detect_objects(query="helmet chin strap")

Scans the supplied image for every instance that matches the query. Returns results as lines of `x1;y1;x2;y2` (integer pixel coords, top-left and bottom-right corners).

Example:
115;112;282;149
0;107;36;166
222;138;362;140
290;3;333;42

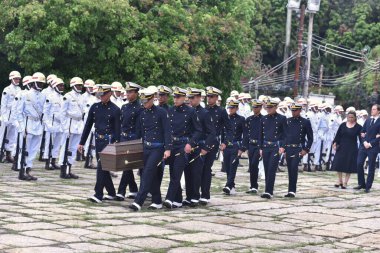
11;79;19;86
34;82;43;91
55;87;63;94
73;86;82;93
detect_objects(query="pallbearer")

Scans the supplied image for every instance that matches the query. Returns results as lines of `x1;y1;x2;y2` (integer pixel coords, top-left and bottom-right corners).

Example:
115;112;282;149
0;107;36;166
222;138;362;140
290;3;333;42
284;103;313;197
222;99;245;195
259;98;287;199
244;100;263;194
183;88;216;207
163;87;202;209
116;82;144;201
79;84;121;203
157;85;172;112
129;86;172;211
201;86;232;204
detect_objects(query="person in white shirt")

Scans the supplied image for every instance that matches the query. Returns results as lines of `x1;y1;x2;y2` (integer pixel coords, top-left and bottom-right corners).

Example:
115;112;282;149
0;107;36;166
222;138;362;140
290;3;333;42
110;82;124;108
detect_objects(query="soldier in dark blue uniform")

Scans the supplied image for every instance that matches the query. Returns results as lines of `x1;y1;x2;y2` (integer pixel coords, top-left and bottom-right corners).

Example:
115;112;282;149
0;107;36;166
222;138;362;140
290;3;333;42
222;99;245;195
244;100;263;194
115;82;144;201
284;103;313;197
163;87;202;209
156;85;172;190
78;84;121;203
259;99;287;199
157;85;172;112
183;87;216;207
129;86;172;211
199;86;233;205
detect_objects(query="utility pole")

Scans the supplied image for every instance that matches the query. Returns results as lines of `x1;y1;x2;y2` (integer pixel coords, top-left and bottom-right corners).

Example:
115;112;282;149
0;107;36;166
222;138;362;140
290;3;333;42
318;64;323;95
303;12;314;98
283;7;293;85
293;4;305;98
354;61;364;108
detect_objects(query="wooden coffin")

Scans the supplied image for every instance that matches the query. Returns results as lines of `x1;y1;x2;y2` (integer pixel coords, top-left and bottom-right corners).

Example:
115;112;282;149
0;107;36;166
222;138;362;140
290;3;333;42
99;139;144;171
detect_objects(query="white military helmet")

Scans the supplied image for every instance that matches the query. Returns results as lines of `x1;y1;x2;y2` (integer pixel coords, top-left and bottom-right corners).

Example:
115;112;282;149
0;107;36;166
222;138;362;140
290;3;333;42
230;90;239;97
9;71;21;80
346;106;356;114
31;72;46;91
70;77;83;93
297;97;307;105
22;75;32;89
111;81;124;92
52;78;64;93
361;109;368;116
84;79;95;88
47;74;57;85
218;95;222;101
201;90;206;97
278;101;287;109
70;77;83;87
334;105;344;112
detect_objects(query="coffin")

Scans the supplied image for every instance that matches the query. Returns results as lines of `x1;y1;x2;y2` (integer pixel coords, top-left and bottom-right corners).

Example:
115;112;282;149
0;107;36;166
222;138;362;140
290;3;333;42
99;139;144;171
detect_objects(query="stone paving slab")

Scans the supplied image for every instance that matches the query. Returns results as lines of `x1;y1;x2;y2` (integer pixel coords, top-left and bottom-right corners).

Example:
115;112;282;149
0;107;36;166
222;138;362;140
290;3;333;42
1;159;380;252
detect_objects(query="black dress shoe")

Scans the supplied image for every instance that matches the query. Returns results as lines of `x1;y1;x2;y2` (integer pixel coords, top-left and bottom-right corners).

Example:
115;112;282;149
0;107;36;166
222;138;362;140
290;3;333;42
365;189;370;193
340;184;347;189
334;183;342;188
284;192;296;198
182;200;191;207
260;193;272;199
353;185;365;190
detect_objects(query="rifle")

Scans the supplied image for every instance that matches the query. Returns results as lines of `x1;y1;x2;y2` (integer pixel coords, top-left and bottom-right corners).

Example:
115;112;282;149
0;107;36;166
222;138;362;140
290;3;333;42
0;111;11;162
61;119;72;178
318;140;324;170
19;118;29;180
44;115;54;170
12;133;20;171
0;126;8;163
325;143;334;171
84;132;94;168
39;130;46;161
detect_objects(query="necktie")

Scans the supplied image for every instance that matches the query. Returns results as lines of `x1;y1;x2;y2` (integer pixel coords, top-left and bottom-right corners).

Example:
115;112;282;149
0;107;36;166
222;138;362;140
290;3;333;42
370;118;375;126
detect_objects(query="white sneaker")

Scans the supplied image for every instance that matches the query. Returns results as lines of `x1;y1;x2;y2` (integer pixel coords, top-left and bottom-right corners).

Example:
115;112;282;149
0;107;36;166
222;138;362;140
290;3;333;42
173;202;183;208
230;187;237;195
127;192;137;199
149;203;163;210
88;196;102;203
103;195;115;200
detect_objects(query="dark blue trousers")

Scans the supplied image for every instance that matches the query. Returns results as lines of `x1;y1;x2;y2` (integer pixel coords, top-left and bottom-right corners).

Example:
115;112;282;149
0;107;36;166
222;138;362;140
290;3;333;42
285;147;302;193
262;147;280;195
117;135;138;196
134;147;164;206
357;148;377;190
224;144;239;188
201;142;218;199
166;145;188;203
94;139;116;200
248;145;260;189
184;148;204;202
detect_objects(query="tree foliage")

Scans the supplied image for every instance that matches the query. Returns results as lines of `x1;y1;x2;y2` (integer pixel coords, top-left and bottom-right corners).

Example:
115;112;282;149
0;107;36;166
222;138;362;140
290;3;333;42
0;0;256;98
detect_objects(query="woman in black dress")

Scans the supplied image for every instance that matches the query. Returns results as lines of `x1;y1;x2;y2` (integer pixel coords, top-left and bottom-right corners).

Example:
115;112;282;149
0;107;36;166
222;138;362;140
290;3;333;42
332;111;362;188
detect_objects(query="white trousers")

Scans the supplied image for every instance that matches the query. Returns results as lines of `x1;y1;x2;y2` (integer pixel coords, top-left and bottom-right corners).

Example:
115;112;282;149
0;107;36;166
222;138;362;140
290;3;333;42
59;133;81;166
0;122;18;155
25;134;42;168
43;132;64;159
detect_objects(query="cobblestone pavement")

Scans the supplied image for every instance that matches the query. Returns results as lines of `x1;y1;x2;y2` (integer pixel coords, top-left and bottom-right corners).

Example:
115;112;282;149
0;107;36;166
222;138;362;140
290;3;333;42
0;158;379;253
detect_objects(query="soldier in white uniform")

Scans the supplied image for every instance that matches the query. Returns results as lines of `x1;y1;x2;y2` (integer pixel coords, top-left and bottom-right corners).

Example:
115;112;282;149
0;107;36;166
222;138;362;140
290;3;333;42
58;77;84;179
82;79;98;169
0;71;22;163
41;74;58;163
303;101;320;171
17;72;46;180
43;78;65;170
313;103;329;171
10;75;32;171
41;74;57;96
110;82;124;108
